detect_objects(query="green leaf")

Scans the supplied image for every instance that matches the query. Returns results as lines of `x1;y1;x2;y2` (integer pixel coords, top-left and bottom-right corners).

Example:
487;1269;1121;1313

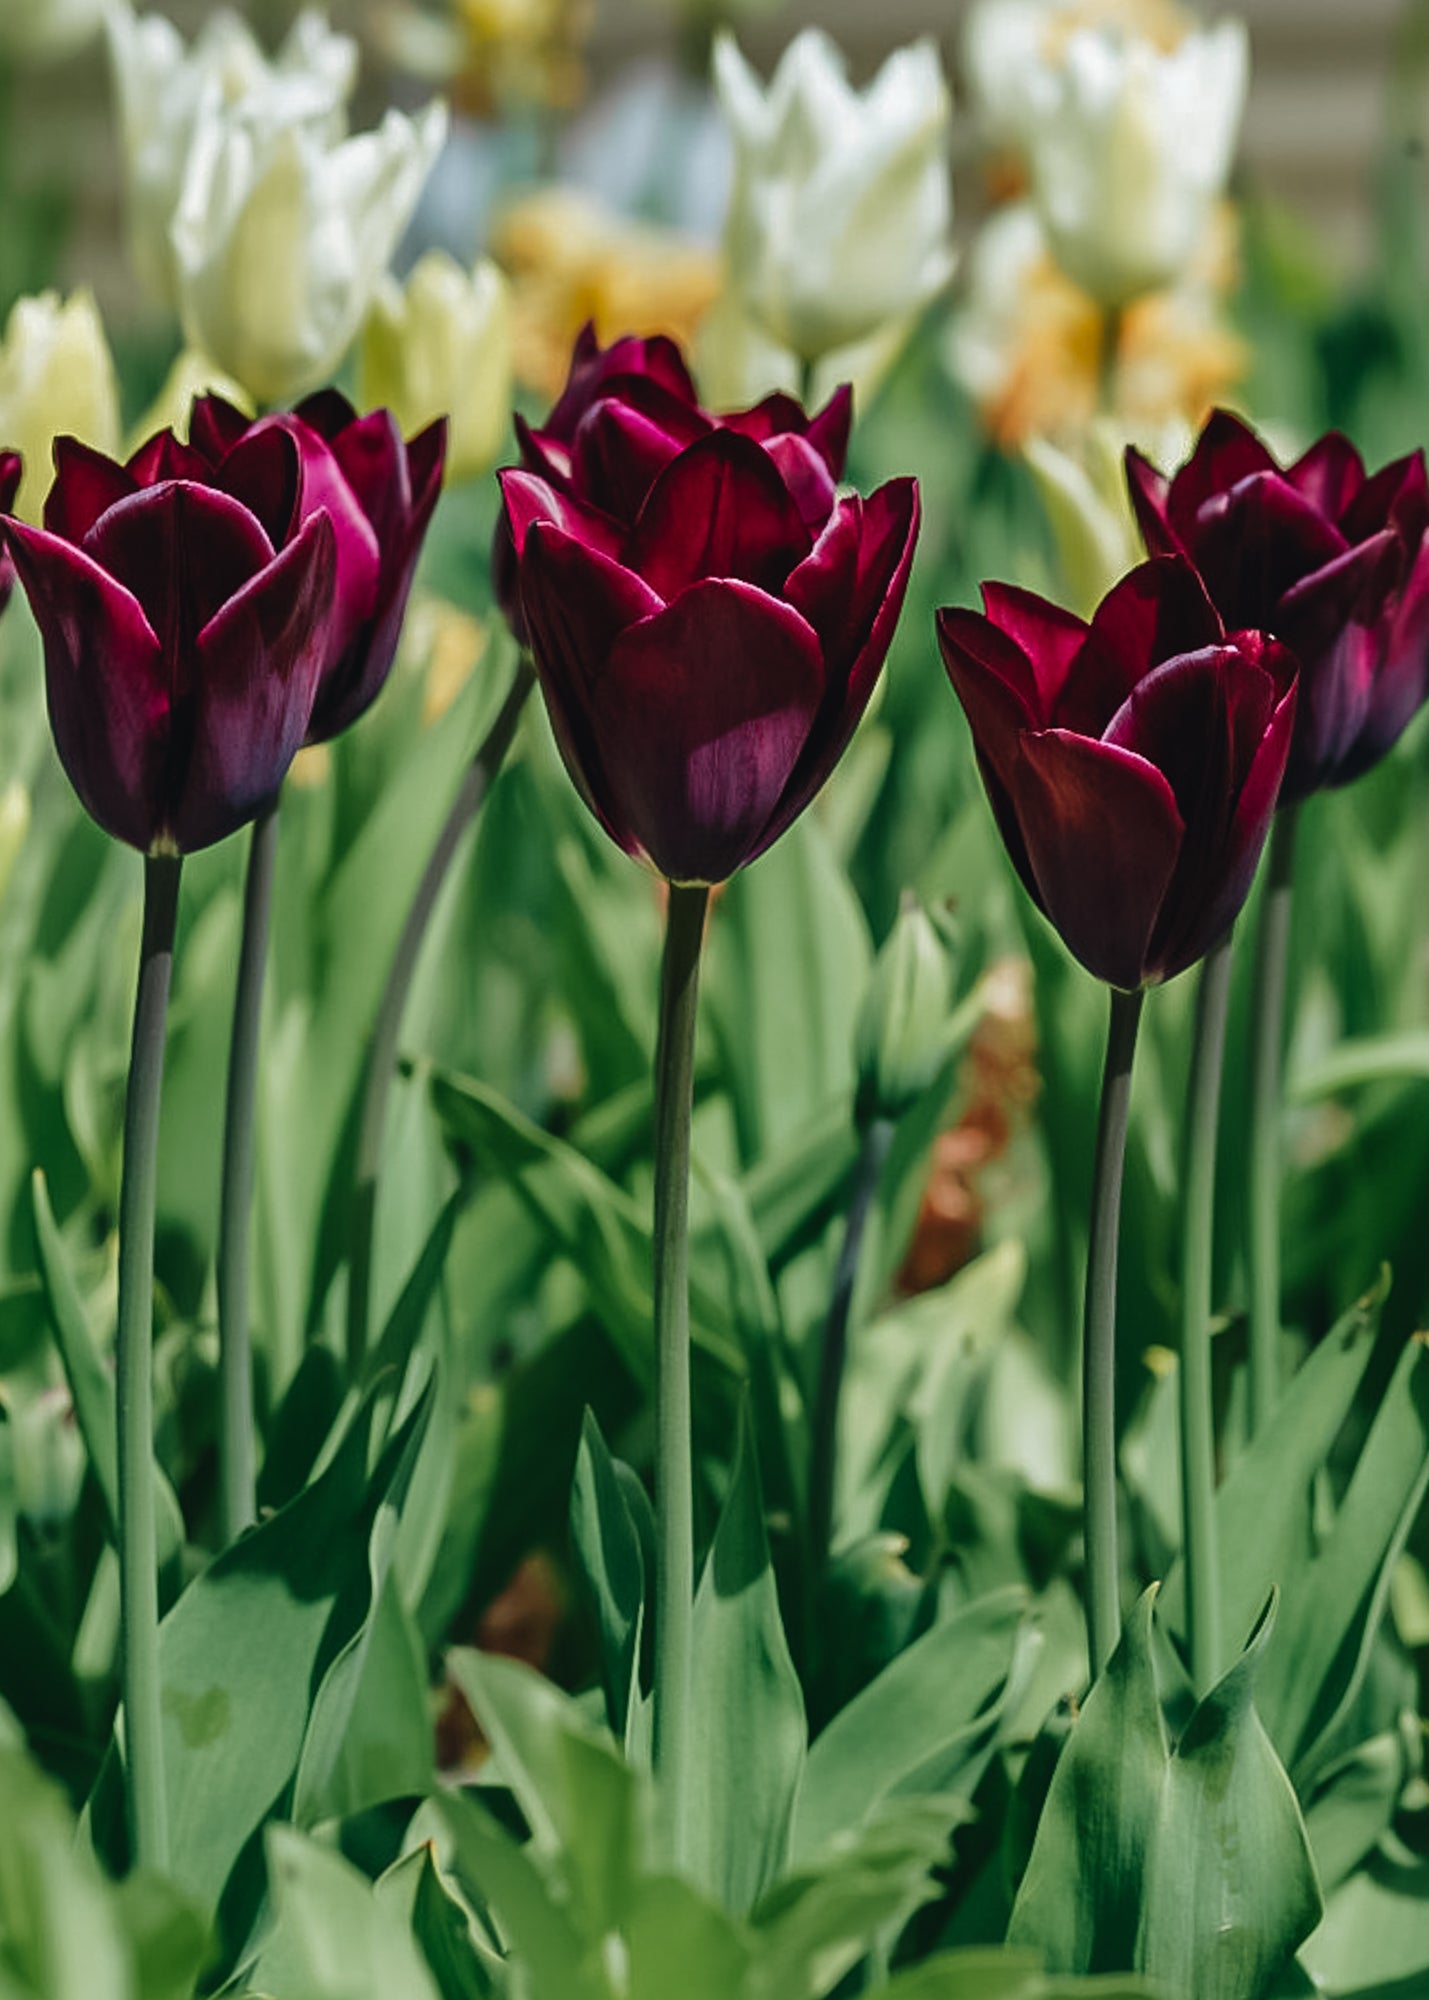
1302;1725;1416;1897
880;1949;1164;1998
793;1586;1029;1862
749;1799;962;2000
569;1411;647;1749
625;1874;751;2000
293;1573;435;1825
373;1845;499;2000
445;1648;641;1941
1010;1590;1322;1996
246;1824;442;2000
1289;1028;1429;1100
85;1381;433;1944
687;1406;807;1917
30;1169;184;1574
1299;1838;1429;1998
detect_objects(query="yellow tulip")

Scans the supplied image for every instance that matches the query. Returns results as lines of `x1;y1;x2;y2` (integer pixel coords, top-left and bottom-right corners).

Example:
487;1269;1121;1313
359;252;513;483
0;291;121;524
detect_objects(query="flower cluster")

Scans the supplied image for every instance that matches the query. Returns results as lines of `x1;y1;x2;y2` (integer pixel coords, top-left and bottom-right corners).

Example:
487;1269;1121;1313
498;327;918;884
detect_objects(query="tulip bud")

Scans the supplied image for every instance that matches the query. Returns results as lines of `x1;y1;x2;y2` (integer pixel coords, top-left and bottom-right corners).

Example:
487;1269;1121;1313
713;28;955;363
358;252;513;484
0;290;121;524
171;98;448;408
855;895;955;1128
1026;18;1249;307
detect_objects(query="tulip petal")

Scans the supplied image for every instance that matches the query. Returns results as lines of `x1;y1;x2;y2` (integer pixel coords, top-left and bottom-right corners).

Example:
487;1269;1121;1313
178;511;336;851
570;385;712;524
629;430;811;601
519;524;666;852
6;520;166;851
1289;431;1364;520
1166;409;1279;542
1124;448;1182;561
596;578;827;883
188;394;255;465
937;602;1044;785
981;580;1089;718
126;432;213;489
723;383;853;481
1343;450;1429;546
215;427;303;549
1187;471;1347;631
763;433;837;532
499;468;624;566
1084;557;1223;689
86;482;277;675
1331;537;1429;786
545;326;697;442
1013;729;1184;990
44;440;136;543
1275;528;1403;795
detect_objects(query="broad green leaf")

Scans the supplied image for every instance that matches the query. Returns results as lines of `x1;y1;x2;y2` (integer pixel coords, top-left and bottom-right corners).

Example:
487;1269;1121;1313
30;1170;184;1574
742;1102;857;1275
569;1412;646;1748
246;1824;441;2000
373;1845;498;2000
625;1874;750;2000
1299;1838;1429;1997
446;1648;641;1940
431;1787;607;2000
1139;1598;1323;1998
85;1382;432;1940
1302;1725;1416;1897
1010;1590;1322;1996
293;1573;434;1825
881;1950;1163;1998
794;1586;1029;1861
1289;1028;1429;1100
688;1407;807;1917
749;1799;962;2000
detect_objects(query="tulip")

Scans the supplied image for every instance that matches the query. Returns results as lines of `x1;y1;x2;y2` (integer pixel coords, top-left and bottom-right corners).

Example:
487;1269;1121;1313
5;425;336;854
937;555;1296;991
105;3;358;310
712;28;955;363
1024;16;1249;307
189;392;446;743
0;453;21;612
170;94;448;407
500;355;914;886
358;251;513;484
0;290;121;524
1126;410;1429;800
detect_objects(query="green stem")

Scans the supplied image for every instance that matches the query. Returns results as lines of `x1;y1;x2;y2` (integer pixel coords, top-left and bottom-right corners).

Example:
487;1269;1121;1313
1097;304;1125;414
345;659;534;1378
651;881;709;1867
1083;984;1143;1682
1248;806;1298;1435
117;852;181;1873
216;800;278;1543
798;356;818;409
1180;932;1232;1695
808;1114;894;1569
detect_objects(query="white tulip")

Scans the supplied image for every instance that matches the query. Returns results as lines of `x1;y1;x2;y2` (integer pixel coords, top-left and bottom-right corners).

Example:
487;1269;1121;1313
171;99;448;408
105;2;358;308
358;252;514;482
713;27;954;363
0;290;121;523
0;0;106;64
1026;16;1249;306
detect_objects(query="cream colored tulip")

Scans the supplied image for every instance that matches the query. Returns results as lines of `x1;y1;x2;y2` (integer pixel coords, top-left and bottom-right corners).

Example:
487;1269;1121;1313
1023;422;1195;615
713;28;954;363
170;99;448;408
358;252;513;482
1027;16;1249;306
105;3;358;308
0;0;105;64
961;0;1193;150
0;290;121;523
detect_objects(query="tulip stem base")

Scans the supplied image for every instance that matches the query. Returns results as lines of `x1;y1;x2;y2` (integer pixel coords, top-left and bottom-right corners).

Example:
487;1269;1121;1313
346;659;535;1378
651;880;709;1869
1083;983;1143;1683
1248;806;1297;1435
217;799;278;1544
118;852;181;1874
808;1114;894;1570
1181;931;1232;1695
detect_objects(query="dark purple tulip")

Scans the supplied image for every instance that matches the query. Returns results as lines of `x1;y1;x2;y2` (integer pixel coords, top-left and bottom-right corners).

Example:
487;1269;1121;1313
190;391;447;743
492;321;852;643
0;451;20;611
1126;411;1429;800
500;356;915;886
6;426;335;854
937;557;1298;991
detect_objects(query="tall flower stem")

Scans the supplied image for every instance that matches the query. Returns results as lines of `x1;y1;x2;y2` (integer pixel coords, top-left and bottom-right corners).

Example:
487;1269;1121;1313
216;799;278;1544
808;1114;894;1570
1096;304;1125;414
1180;932;1232;1695
345;659;535;1378
1083;984;1143;1682
1247;805;1298;1435
651;881;709;1867
118;852;182;1873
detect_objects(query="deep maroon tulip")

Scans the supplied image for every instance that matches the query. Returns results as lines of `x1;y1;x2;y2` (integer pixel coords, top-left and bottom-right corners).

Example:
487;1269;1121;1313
0;451;19;611
1126;411;1429;800
937;557;1298;991
6;426;335;854
492;321;853;643
499;359;915;886
190;391;447;743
